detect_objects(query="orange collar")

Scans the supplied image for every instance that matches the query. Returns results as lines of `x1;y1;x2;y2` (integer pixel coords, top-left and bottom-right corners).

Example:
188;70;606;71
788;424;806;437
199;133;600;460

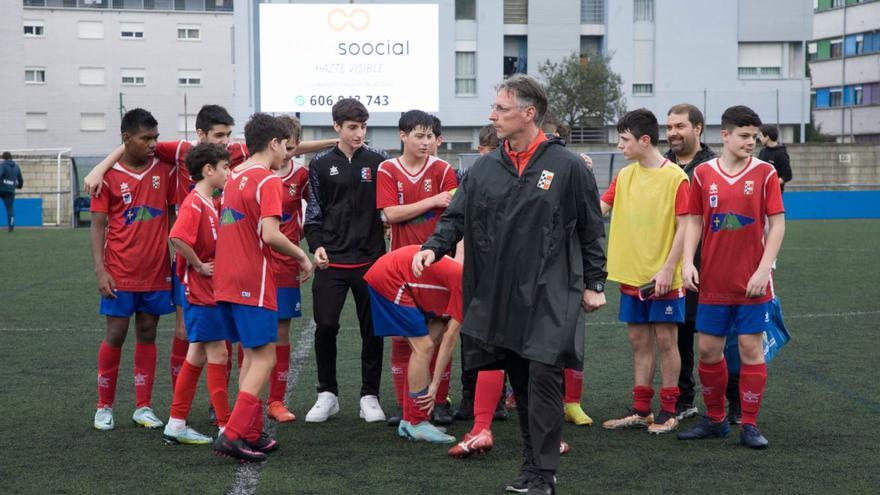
504;130;547;176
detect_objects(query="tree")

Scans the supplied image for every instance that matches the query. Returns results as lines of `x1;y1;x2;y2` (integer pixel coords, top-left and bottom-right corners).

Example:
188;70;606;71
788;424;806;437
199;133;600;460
538;51;626;132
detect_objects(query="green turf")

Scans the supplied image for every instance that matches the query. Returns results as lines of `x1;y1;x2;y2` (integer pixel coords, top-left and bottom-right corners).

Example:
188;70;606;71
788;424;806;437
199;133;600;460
1;220;879;494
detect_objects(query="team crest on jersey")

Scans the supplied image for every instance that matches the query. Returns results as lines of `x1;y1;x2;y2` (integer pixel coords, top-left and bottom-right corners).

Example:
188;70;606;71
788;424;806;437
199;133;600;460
239;176;249;190
361;167;372;182
709;194;718;208
537;170;555;190
152;176;160;189
424;179;432;192
330;166;339;176
289;184;297;197
744;180;754;195
709;183;718;194
122;192;132;205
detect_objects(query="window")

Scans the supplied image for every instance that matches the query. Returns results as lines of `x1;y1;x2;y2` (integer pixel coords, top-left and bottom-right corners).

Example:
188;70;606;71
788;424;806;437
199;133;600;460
855;34;864;54
25;67;46;84
79;67;105;86
78;21;104;39
177;69;202;86
832;0;843;7
634;0;654;22
455;52;477;96
26;112;48;131
80;113;106;132
632;83;653;95
177;24;201;40
830;88;842;107
581;0;604;24
504;0;528;24
24;21;44;37
807;42;818;61
178;114;197;133
121;68;146;86
853;86;863;105
120;22;144;39
738;42;783;78
455;0;476;20
830;39;843;58
739;67;781;78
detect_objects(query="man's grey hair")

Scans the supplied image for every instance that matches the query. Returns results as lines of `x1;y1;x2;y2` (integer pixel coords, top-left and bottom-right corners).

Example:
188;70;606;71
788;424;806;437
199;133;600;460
495;74;548;124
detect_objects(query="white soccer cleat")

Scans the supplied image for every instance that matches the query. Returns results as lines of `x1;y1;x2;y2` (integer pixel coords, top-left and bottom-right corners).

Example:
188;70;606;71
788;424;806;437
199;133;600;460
359;395;386;423
94;407;114;431
305;392;340;423
132;407;164;429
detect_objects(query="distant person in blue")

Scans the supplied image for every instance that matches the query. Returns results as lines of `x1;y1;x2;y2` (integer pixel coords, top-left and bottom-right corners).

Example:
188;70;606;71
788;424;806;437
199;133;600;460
0;152;24;232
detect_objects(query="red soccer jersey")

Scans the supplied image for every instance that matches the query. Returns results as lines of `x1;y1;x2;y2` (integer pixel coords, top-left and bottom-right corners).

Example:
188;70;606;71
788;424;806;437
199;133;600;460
376;156;457;250
90;159;175;291
272;160;310;288
213;163;284;310
155;140;249;206
169;190;219;306
364;245;463;322
688;157;785;305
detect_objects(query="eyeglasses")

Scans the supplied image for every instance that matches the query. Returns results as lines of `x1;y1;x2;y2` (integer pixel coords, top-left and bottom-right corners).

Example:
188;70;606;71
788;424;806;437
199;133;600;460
489;104;520;114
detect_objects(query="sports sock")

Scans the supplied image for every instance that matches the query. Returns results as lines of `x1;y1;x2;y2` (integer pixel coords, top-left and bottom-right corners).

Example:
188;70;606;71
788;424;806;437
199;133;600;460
207;362;231;427
244;400;266;443
563;368;584;404
133;342;157;408
471;370;505;435
169;336;189;390
698;359;729;423
97;341;122;408
224;392;260;441
430;349;453;404
407;388;430;425
739;362;768;427
169;360;203;421
269;344;291;404
631;385;654;415
659;386;681;415
390;338;411;409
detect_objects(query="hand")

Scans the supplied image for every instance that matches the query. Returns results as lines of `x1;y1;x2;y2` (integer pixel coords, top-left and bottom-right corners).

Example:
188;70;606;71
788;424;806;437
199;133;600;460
580;153;593;170
416;382;439;413
581;289;606;313
314;247;330;270
96;270;117;298
745;266;771;298
683;263;700;292
412;250;436;277
431;192;453;209
84;173;104;197
196;261;214;277
298;256;315;283
652;266;674;296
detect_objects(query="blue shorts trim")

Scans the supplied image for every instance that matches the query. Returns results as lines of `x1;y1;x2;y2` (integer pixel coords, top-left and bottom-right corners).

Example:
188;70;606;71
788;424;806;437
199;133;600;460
276;287;302;320
217;302;277;348
184;304;227;343
696;302;772;336
368;286;428;338
100;290;175;317
171;263;186;307
619;293;685;324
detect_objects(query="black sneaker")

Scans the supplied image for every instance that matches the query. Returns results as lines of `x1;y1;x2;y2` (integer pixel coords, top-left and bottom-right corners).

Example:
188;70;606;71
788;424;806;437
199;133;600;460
677;415;730;440
213;432;267;463
740;424;769;449
386;408;402;427
494;396;509;421
526;476;556;495
505;472;534;493
454;395;474;421
244;432;279;454
675;402;699;421
728;401;742;425
431;402;454;426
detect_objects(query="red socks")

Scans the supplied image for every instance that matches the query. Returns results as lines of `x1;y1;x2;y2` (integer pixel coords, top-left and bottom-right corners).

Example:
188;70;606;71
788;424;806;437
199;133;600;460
471;370;505;435
269;344;291;404
699;359;729;422
207;363;231;427
133;342;157;408
632;385;654;414
659;386;680;414
390;338;411;408
225;392;260;441
244;400;265;443
564;368;584;404
739;362;768;426
430;348;452;404
170;336;189;390
97;341;122;408
404;387;430;425
169;360;202;420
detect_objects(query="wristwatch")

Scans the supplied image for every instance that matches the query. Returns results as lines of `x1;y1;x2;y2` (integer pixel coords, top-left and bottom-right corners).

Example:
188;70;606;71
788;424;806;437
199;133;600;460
586;281;605;293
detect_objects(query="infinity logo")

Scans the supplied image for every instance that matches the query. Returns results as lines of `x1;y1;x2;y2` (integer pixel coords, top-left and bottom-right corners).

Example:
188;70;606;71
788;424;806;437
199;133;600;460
327;8;370;31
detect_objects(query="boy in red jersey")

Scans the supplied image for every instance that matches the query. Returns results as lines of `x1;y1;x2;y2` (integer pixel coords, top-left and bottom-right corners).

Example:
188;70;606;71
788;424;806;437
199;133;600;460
91;108;176;431
364;245;461;444
376;110;457;427
163;143;231;445
211;114;314;462
678;105;784;449
266;115;311;423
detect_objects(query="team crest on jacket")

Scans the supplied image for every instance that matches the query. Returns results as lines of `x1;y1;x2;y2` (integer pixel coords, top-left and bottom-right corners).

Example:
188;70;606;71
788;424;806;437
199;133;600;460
744;181;754;195
152;176;160;189
537;170;555;190
361;167;372;182
424;179;432;192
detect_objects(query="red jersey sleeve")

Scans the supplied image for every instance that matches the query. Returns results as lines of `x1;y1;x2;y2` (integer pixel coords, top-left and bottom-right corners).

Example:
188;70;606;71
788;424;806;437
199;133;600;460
674;180;690;216
228;142;249;167
259;175;283;219
90;180;110;213
601;176;617;206
688;170;704;215
169;199;200;247
440;164;458;192
376;164;399;210
155;140;188;167
764;172;785;215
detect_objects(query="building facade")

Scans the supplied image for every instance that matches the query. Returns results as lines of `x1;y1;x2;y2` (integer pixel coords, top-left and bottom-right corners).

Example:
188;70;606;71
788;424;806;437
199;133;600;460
810;0;880;142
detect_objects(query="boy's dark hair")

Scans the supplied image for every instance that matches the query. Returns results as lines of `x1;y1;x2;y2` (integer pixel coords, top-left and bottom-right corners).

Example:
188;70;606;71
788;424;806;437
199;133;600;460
332;98;369;125
495;74;549;125
196;104;235;133
431;115;442;137
721;105;762;132
541;111;559;134
2;152;11;160
667;103;705;136
277;115;302;143
398;110;435;134
617;108;659;146
759;124;779;142
185;143;231;182
478;124;499;150
244;113;291;153
120;108;158;135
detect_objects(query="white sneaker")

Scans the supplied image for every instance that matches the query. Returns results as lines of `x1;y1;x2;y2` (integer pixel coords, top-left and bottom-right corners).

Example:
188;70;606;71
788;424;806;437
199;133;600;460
305;392;340;423
132;407;164;429
94;407;114;431
359;395;386;423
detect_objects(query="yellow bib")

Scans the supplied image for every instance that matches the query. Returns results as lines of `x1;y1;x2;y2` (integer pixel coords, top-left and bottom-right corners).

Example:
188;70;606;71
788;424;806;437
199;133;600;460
606;162;688;288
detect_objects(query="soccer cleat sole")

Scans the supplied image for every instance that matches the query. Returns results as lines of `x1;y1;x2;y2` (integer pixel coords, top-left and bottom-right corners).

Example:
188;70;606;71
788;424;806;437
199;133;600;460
132;420;163;429
162;434;212;446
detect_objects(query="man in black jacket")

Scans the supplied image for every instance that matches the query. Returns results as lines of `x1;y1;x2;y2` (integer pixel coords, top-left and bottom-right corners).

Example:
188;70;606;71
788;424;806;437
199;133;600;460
414;75;607;495
758;125;793;192
0;152;24;232
303;99;388;424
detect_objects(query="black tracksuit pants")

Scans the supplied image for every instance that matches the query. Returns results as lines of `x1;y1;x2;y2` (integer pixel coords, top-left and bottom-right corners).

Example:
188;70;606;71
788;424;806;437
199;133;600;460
0;192;14;229
312;265;383;397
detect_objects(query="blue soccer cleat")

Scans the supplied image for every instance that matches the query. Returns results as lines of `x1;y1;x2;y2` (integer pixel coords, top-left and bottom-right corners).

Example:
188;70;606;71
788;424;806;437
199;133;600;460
399;420;456;444
677;415;730;440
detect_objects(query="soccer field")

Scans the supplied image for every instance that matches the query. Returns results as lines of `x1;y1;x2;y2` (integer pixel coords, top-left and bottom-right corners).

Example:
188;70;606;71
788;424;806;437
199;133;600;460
1;220;878;494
